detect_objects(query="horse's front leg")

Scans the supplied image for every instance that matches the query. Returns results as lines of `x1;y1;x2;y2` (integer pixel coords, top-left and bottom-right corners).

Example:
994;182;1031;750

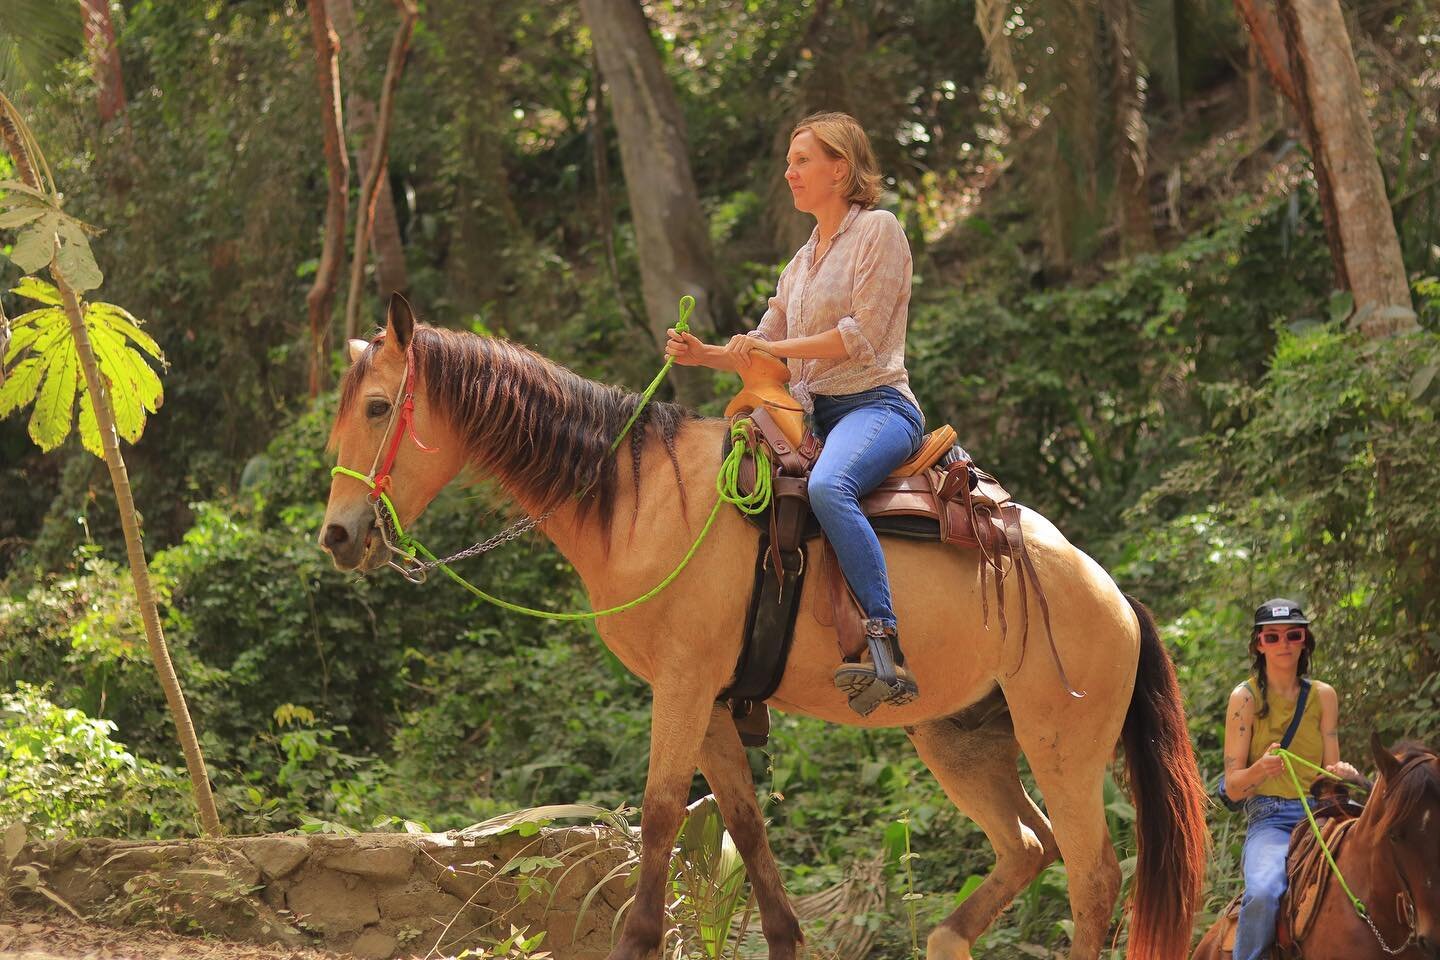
697;704;803;959
608;673;715;960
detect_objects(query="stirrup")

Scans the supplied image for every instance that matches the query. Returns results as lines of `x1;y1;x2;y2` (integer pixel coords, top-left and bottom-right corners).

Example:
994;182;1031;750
833;620;919;716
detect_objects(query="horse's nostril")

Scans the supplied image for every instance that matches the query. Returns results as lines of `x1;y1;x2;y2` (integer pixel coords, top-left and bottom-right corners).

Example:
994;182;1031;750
321;523;350;552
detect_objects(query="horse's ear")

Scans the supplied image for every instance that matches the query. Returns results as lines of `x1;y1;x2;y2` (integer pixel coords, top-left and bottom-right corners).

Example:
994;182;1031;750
347;339;368;365
1370;731;1401;784
385;293;415;352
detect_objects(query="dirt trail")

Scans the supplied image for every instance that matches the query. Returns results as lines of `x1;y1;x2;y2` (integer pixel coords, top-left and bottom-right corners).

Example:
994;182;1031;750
0;910;353;960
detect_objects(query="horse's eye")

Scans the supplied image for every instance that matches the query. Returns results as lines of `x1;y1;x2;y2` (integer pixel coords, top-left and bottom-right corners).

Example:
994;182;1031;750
366;399;391;419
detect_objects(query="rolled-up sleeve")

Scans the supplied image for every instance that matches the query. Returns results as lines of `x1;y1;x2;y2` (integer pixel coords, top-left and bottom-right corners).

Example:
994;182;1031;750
840;214;911;364
748;260;793;341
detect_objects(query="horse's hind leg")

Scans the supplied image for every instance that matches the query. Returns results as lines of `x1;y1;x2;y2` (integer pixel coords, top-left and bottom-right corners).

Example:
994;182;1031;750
1013;724;1121;960
908;706;1060;960
697;704;803;959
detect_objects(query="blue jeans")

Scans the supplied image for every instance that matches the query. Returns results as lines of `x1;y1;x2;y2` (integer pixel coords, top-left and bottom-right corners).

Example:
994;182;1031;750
809;387;925;628
1233;796;1305;960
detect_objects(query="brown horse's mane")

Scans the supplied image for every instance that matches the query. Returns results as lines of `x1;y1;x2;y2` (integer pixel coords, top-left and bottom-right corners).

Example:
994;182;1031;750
338;325;695;533
1371;741;1440;835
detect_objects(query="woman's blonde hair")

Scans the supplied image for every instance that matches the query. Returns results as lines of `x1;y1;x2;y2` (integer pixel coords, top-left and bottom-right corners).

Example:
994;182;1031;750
791;111;883;210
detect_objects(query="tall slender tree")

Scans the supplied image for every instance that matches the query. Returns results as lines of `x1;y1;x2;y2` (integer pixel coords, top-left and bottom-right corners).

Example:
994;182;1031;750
81;0;126;124
0;94;221;836
305;0;349;397
579;0;738;372
329;0;409;321
1273;0;1416;336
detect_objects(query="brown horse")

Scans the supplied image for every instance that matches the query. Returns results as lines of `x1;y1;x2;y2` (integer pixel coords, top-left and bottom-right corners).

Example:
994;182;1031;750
319;297;1208;960
1192;735;1440;960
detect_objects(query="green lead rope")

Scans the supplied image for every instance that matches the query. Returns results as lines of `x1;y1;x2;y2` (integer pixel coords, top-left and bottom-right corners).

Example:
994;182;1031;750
608;295;694;456
331;305;773;621
1276;747;1370;918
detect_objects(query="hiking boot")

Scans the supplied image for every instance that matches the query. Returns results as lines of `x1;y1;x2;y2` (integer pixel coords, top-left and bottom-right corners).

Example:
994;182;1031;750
833;619;919;716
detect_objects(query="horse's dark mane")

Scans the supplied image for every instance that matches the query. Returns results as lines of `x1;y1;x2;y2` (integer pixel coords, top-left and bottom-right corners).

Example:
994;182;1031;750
337;325;695;533
1372;741;1440;835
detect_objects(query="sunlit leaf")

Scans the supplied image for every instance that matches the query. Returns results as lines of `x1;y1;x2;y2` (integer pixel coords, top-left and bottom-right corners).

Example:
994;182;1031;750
86;322;143;442
0;357;43;417
54;218;102;292
10;276;61;305
7;212;58;273
77;379;102;456
88;301;161;359
29;332;77;451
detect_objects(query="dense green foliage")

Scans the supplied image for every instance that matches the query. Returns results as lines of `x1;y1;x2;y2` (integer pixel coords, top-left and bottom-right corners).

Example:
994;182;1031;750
2;0;1438;956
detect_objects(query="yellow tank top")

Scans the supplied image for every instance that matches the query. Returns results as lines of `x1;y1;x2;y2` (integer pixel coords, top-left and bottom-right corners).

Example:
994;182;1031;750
1245;677;1324;799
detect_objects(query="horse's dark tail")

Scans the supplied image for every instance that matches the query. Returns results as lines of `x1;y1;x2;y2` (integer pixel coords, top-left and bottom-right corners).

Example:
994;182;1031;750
1121;595;1209;960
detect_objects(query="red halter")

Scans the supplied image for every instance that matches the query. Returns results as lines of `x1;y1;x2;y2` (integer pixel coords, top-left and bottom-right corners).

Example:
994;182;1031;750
369;336;436;502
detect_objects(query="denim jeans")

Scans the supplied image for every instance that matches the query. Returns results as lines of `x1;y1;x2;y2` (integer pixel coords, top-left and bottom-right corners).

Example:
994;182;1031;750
809;387;925;627
1233;795;1305;960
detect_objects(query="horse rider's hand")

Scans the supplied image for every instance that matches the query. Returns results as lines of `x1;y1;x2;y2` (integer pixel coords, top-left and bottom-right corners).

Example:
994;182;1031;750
665;328;707;366
1326;760;1361;781
723;334;759;366
1254;743;1286;778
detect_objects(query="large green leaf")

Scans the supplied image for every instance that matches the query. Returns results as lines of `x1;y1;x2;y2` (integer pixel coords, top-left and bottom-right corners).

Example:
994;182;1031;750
88;302;162;360
7;212;58;273
87;322;145;442
2;280;166;456
10;277;60;305
28;333;77;451
55;218;102;293
77;379;102;457
0;356;43;417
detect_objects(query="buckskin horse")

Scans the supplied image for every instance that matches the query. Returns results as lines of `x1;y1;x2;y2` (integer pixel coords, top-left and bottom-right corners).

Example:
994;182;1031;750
319;297;1209;960
1192;735;1440;960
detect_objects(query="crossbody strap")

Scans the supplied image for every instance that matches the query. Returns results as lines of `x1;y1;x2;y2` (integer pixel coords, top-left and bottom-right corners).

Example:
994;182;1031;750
1279;677;1312;751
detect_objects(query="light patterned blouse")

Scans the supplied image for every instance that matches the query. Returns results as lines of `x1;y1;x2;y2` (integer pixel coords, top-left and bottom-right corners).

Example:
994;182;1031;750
748;203;920;417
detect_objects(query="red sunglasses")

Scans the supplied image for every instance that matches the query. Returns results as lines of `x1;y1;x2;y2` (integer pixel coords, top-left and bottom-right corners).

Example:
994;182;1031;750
1258;628;1307;645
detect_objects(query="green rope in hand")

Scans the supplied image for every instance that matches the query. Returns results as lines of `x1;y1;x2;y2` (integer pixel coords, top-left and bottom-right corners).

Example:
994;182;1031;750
330;403;773;621
609;295;694;456
1277;748;1370;918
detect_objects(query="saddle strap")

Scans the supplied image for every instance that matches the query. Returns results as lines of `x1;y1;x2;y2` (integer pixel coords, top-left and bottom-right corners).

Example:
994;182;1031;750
1003;506;1084;699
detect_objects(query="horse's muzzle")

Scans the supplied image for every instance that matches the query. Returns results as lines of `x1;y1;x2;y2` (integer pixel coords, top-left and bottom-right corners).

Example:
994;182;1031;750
319;517;379;571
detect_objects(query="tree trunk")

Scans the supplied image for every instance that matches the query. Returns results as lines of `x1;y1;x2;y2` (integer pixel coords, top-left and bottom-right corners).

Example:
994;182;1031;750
339;0;416;343
0;94;221;836
579;0;739;368
586;52;648;340
329;0;409;322
57;280;222;835
82;0;127;124
1103;0;1154;253
1275;0;1416;336
434;0;525;316
1233;0;1300;108
305;0;349;397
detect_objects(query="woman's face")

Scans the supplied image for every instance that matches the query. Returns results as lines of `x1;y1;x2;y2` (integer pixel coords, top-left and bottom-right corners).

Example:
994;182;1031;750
785;130;848;215
1255;626;1308;671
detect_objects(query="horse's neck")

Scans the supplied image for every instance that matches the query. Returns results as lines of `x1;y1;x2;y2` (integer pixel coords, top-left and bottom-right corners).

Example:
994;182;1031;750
532;417;728;577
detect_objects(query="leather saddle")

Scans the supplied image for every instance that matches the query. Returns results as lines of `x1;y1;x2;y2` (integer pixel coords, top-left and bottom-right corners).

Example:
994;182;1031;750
719;353;1081;738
